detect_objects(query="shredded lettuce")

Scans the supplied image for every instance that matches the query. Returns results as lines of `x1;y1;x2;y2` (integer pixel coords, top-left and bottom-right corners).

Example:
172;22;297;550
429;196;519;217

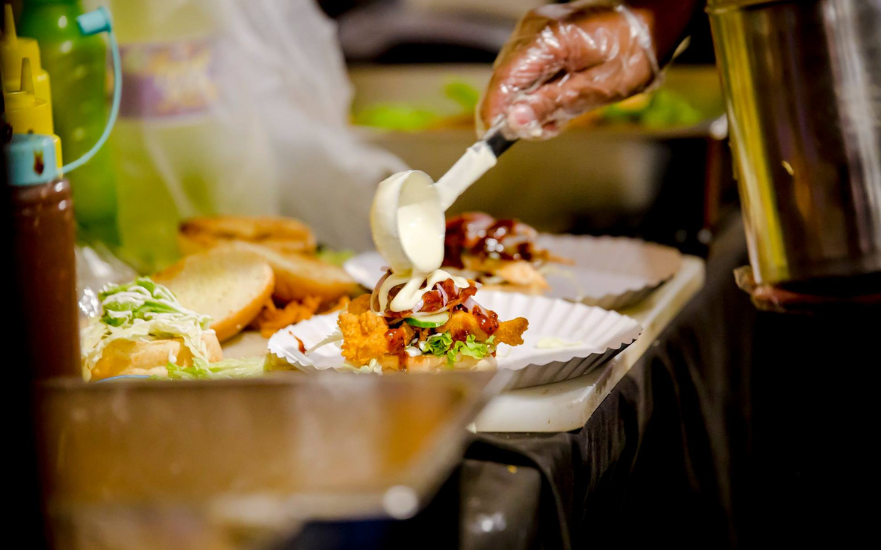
447;335;495;367
425;332;453;356
423;332;495;367
161;356;268;380
98;277;210;328
80;277;214;381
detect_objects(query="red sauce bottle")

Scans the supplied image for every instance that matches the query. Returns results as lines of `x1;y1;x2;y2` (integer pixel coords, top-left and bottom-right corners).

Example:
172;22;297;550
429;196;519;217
6;134;80;378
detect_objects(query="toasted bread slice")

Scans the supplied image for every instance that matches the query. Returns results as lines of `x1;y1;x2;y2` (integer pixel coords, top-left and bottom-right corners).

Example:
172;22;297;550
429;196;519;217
89;332;223;381
179;215;316;256
153;248;275;342
221;241;358;303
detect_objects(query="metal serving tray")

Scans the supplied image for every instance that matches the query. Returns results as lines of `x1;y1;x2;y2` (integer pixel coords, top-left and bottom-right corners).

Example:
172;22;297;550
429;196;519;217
37;373;502;549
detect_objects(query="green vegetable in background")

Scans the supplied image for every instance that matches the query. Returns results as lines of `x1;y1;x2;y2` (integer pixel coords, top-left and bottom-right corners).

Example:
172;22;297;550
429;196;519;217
353;79;481;131
443;80;480;112
316;247;356;267
353;105;441;131
600;89;703;127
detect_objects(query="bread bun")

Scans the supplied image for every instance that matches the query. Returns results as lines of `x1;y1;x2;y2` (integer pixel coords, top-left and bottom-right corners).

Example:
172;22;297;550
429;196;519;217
89;332;223;381
179;215;316;256
221;241;358;303
153;248;275;341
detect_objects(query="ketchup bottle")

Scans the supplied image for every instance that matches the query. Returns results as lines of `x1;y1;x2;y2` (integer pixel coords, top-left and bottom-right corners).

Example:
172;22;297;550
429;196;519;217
5;133;80;378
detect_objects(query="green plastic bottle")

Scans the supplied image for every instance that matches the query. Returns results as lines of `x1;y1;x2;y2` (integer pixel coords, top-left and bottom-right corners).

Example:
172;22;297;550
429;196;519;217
18;0;119;245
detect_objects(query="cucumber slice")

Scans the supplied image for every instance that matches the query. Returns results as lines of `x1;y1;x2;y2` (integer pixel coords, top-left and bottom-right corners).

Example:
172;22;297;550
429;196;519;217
405;312;450;328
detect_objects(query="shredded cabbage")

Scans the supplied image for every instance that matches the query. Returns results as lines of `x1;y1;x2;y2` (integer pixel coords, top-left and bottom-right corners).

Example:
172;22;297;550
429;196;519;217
80;277;214;380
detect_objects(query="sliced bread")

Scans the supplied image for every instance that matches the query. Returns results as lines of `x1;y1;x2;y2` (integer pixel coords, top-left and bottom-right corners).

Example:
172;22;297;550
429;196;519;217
178;215;316;256
89;332;223;381
221;241;359;303
153;248;275;341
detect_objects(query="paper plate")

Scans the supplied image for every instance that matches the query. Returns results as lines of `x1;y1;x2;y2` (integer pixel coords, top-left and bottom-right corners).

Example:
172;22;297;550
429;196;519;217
536;234;682;309
344;235;682;310
268;291;642;390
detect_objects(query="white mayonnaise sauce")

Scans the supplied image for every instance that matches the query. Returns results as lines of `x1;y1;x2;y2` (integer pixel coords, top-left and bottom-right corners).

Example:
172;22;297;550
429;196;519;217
370;141;499;313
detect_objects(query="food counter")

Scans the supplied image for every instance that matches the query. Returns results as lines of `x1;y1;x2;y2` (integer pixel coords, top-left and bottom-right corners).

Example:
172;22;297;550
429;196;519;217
278;214;873;550
6;1;877;548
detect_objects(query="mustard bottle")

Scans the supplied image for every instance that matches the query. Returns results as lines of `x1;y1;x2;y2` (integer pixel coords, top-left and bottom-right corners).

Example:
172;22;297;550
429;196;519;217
3;57;62;168
1;5;52;120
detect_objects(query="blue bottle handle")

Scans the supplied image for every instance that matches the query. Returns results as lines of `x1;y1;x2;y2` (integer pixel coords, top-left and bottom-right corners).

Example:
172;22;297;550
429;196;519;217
60;7;121;175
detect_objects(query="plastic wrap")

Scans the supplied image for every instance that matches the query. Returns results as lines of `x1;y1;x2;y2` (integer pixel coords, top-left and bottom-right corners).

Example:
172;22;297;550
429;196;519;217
76;242;138;319
85;0;405;267
478;0;660;140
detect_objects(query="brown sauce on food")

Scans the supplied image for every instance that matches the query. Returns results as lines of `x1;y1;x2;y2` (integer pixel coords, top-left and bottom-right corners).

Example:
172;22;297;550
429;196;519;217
374;271;478;319
385;327;408;355
471;304;499;335
444;212;541;266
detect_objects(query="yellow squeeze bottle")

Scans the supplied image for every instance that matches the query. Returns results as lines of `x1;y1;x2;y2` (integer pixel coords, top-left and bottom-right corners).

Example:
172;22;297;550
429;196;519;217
1;5;52;120
4;58;62;168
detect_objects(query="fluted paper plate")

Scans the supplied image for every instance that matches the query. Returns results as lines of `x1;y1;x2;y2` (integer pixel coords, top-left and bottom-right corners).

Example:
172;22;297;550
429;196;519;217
344;235;681;310
268;292;642;390
537;234;682;309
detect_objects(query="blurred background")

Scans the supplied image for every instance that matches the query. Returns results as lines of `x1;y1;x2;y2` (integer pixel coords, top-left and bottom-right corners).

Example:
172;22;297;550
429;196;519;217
4;0;733;273
323;0;731;258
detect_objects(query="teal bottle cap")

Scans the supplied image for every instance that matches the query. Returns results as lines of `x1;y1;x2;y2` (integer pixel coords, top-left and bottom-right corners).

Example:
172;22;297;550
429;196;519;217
4;133;60;186
77;6;112;36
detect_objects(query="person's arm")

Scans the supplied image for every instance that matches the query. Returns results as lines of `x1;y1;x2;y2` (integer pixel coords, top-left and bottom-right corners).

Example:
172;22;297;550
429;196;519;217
478;0;704;140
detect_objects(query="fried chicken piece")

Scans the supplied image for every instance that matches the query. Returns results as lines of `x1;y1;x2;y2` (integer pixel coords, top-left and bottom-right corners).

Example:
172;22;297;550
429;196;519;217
495;317;528;346
439;310;528;347
338;310;389;366
252;296;322;338
440;311;489;342
251;295;352;338
347;294;372;315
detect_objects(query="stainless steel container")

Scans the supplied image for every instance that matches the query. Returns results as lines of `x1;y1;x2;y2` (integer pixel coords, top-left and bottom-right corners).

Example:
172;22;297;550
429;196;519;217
709;0;881;294
38;373;500;549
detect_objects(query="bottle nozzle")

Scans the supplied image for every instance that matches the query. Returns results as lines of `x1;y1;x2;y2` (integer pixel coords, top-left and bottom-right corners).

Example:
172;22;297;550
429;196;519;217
19;58;34;95
2;5;16;44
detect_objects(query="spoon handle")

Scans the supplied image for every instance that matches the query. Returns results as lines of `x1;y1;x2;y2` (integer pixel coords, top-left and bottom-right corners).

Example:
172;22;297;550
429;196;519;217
483;126;518;158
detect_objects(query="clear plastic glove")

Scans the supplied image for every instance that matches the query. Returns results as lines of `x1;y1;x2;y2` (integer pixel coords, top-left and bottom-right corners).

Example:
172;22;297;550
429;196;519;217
478;0;659;140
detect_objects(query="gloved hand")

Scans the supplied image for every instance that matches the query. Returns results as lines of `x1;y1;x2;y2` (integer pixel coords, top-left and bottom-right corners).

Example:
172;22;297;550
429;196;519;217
478;1;659;140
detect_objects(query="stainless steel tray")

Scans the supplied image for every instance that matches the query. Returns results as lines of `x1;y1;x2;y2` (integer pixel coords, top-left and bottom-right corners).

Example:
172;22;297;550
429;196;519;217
37;373;502;548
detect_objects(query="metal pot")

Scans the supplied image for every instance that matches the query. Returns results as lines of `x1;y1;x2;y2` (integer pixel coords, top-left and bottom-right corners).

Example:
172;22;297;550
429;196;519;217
709;0;881;294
